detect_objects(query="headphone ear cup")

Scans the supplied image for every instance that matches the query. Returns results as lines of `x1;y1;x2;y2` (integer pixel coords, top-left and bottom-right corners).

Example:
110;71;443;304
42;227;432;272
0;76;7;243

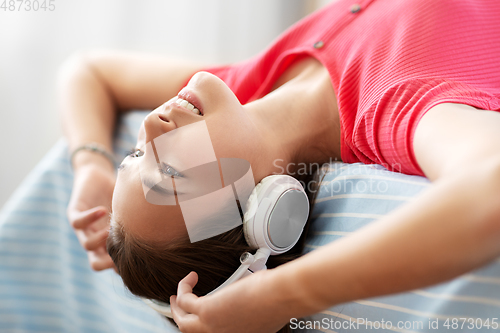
243;175;309;254
266;187;309;250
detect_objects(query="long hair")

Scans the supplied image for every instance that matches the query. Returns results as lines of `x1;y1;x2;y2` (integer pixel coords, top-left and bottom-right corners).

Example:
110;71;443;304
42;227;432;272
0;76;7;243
107;171;323;333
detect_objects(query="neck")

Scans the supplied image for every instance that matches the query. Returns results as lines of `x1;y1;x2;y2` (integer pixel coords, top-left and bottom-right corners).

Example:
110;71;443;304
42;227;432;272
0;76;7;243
245;58;341;178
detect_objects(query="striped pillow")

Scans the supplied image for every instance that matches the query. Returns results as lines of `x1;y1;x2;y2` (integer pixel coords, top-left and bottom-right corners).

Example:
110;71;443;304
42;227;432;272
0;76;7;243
294;163;500;332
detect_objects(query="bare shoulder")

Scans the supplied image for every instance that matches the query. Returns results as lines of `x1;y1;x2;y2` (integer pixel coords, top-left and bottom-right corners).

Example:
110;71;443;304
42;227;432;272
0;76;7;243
413;102;500;181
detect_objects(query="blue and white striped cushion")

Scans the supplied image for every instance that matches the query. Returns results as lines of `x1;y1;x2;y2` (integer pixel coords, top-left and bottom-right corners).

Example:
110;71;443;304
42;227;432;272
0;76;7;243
296;164;500;332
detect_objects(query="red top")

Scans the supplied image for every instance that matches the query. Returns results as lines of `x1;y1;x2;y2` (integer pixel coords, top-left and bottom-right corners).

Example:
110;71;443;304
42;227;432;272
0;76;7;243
197;0;500;176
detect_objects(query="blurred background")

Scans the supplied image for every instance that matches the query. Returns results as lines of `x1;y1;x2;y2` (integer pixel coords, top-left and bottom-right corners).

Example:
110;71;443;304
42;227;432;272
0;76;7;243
0;0;332;209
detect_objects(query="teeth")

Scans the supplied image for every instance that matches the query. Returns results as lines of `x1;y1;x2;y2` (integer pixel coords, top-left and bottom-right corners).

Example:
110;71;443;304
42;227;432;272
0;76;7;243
176;97;202;115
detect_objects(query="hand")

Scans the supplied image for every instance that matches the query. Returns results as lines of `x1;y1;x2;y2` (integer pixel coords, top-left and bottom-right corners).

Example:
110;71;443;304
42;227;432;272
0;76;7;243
170;270;291;333
67;160;116;271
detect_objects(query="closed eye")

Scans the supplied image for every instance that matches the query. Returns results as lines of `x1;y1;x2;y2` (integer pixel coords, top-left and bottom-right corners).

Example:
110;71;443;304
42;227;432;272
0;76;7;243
160;162;184;178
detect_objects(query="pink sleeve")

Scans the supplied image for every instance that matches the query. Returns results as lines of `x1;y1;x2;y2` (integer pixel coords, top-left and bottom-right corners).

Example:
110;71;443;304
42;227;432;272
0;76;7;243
348;78;497;176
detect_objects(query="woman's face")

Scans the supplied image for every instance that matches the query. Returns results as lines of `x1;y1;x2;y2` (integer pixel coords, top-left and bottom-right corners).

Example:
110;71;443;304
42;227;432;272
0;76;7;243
111;72;266;243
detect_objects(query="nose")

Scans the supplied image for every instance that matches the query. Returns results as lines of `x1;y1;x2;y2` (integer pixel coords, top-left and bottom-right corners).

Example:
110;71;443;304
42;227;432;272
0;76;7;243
143;107;176;144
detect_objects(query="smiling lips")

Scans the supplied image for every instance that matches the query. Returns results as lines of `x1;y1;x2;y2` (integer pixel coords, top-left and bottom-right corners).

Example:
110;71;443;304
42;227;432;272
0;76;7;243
175;97;202;116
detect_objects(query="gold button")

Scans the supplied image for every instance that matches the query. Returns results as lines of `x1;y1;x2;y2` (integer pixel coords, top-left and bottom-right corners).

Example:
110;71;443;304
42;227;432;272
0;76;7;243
350;3;361;13
313;41;324;49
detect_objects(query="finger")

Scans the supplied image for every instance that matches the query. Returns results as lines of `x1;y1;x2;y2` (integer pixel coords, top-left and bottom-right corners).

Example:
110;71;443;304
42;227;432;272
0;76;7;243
178;271;198;294
176;271;201;314
88;251;115;271
90;257;115;271
170;295;203;333
70;207;108;229
68;205;107;223
177;271;198;298
81;227;109;251
170;295;188;317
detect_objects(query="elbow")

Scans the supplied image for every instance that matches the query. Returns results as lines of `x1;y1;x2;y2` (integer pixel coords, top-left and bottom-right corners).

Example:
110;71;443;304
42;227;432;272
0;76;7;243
56;49;109;87
57;50;91;83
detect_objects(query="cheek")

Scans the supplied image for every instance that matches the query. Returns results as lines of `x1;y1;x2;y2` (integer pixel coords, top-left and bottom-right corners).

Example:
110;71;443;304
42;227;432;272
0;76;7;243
206;119;253;159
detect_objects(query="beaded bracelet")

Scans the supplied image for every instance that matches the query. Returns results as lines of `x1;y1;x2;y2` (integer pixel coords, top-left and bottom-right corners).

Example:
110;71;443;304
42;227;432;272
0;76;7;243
70;143;116;168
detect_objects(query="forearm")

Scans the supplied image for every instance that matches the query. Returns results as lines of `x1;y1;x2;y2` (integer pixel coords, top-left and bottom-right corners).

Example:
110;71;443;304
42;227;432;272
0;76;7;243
57;54;117;171
269;162;500;318
57;53;117;175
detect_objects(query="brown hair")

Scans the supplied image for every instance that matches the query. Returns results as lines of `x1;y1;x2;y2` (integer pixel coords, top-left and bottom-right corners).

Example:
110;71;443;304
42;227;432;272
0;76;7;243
107;173;322;333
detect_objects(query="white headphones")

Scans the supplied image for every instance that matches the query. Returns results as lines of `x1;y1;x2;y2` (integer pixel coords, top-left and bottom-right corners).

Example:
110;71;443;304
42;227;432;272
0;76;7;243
142;174;310;318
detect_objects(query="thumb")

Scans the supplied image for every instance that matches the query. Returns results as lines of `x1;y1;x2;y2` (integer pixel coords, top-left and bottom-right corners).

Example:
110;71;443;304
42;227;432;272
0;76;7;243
183;271;199;289
69;206;108;229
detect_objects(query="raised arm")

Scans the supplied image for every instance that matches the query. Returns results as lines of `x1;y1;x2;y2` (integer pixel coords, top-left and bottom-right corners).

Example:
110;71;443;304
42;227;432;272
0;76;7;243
58;50;205;270
59;50;204;156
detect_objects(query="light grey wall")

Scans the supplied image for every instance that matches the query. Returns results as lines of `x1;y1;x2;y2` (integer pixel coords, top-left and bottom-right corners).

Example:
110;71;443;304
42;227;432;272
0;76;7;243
0;0;331;209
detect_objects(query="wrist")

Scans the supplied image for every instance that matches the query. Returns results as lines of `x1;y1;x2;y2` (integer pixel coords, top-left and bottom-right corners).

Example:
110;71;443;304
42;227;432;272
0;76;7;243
70;142;116;174
72;150;116;175
265;258;330;319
